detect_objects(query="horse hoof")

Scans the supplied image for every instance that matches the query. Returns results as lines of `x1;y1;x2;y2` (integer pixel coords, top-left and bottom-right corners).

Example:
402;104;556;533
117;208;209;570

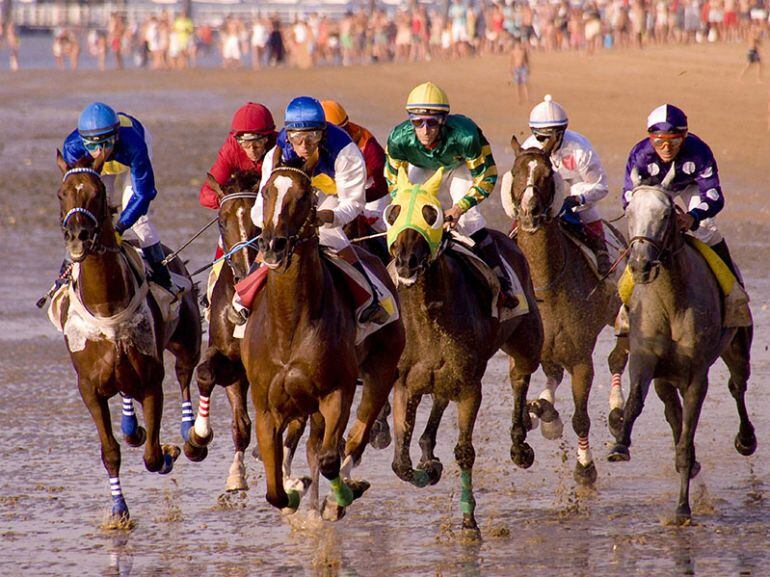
180;420;194;443
225;476;249;492
124;426;147;448
284;476;312;496
675;509;692;526
511;442;535;469
369;426;392;450
735;433;757;456
346;479;371;500
159;444;181;475
111;497;130;520
574;461;598;486
461;516;481;537
416;459;443;486
608;408;624;439
321;496;347;522
540;417;564;440
527;412;540;431
183;442;208;462
607;444;630;462
188;427;213;449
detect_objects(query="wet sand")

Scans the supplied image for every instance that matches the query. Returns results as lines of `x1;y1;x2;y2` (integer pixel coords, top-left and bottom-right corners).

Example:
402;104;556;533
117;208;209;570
1;43;768;576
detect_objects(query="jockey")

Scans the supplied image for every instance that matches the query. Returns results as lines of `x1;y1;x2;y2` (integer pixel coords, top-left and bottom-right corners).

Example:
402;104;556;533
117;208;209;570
522;95;612;275
62;102;171;289
385;81;517;307
622;104;736;272
251;96;390;325
320;99;390;232
199;102;278;211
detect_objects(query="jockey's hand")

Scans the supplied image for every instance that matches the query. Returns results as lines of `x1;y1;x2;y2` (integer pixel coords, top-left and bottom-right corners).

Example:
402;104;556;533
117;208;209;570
676;211;696;232
562;195;583;213
443;205;464;230
315;209;335;226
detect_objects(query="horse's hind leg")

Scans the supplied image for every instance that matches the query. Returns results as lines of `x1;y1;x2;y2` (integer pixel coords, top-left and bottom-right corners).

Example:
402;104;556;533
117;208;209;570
282;417;310;495
722;326;757;456
167;343;196;443
185;348;222;458
369;399;392;450
608;335;630;438
223;374;252;491
391;381;427;487
529;362;564;440
79;380;128;520
416;396;449;484
674;378;708;524
608;360;654;462
306;413;324;511
509;357;535;469
139;375;180;475
254;412;294;512
455;388;482;533
654;380;700;479
318;386;358;521
571;361;597;486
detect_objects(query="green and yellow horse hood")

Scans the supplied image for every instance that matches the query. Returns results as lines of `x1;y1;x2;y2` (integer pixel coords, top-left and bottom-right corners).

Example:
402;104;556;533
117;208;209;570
386;167;445;258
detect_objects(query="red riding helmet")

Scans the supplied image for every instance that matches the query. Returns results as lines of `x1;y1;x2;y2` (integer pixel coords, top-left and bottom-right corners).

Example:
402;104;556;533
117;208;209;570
230;102;276;135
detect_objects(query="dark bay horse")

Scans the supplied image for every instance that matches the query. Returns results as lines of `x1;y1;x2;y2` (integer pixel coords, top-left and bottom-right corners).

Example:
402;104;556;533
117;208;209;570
56;151;201;521
241;161;405;519
608;179;756;524
183;171;260;491
505;135;629;486
387;167;543;532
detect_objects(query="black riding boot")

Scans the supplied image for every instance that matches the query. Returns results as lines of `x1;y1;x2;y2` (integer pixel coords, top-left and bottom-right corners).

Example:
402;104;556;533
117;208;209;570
471;229;519;308
710;239;743;286
352;260;390;325
584;231;612;276
143;242;173;290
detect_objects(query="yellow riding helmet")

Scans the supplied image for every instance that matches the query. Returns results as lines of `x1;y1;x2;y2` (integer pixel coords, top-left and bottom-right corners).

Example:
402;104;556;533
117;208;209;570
405;82;450;114
320;99;349;127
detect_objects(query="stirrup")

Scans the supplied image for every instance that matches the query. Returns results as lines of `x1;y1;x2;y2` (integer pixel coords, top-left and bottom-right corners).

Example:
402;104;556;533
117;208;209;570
358;300;389;325
227;304;249;326
596;251;611;276
614;306;629;337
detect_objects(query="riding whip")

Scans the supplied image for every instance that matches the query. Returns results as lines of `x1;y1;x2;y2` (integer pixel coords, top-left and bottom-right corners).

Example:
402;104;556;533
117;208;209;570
161;216;218;266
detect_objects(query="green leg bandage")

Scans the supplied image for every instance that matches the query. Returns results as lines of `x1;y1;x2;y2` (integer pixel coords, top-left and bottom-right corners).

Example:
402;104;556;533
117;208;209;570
330;476;354;507
285;490;301;511
460;470;476;515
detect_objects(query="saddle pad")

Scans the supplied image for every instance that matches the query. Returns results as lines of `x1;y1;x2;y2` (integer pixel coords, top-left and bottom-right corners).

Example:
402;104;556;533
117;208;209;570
234;265;269;309
129;246;190;325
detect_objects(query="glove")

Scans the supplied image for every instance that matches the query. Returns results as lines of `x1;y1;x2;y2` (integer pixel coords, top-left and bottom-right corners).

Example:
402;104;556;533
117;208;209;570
114;230;123;246
562;195;584;212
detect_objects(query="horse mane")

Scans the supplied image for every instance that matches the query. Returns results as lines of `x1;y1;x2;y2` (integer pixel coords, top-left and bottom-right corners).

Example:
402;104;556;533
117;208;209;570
228;170;261;192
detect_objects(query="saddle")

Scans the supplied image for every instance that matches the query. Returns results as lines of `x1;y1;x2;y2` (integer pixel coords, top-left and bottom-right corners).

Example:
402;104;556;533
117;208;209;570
559;220;625;283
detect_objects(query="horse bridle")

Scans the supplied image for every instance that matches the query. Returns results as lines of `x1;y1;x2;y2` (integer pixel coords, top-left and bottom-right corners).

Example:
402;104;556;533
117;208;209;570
257;167;319;264
60;167;120;257
218;191;260;277
510;154;557;225
627;190;682;265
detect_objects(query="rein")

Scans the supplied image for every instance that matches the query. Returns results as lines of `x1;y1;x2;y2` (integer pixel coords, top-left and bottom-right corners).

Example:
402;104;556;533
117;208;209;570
217;191;260;277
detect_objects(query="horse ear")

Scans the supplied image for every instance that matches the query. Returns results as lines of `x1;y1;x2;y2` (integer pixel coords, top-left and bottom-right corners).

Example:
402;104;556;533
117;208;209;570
630;166;641;187
397;165;412;193
511;134;522;156
660;163;676;189
56;149;69;174
273;145;284;168
541;133;558;157
423;167;444;197
206;172;224;198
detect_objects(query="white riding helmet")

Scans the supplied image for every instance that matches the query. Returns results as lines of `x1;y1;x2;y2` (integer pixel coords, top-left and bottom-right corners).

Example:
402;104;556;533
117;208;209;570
529;95;568;130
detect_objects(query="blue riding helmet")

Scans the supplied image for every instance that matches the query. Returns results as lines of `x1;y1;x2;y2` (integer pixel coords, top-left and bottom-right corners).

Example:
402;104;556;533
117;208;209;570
284;96;326;131
78;102;120;140
647;104;688;134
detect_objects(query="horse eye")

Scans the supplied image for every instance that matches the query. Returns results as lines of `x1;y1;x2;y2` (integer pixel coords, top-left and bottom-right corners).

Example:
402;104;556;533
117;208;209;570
422;205;440;228
384;204;401;226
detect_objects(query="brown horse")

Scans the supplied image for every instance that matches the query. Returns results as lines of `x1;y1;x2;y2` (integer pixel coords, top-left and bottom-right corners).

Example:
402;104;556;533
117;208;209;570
241;160;405;519
505;135;629;486
608;180;756;524
387;167;543;532
183;171;260;491
56;151;201;521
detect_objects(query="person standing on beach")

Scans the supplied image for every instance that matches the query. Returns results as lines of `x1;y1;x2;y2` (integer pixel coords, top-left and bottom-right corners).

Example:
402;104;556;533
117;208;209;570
739;29;763;82
510;37;530;104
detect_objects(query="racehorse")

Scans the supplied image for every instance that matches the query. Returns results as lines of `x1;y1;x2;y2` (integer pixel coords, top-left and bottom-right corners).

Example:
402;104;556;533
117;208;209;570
240;156;405;519
183;171;260;491
608;174;757;524
505;134;629;485
387;166;543;532
56;151;201;521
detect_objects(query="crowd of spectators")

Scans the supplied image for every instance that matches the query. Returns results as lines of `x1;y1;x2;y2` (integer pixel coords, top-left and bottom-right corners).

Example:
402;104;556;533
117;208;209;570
2;0;768;72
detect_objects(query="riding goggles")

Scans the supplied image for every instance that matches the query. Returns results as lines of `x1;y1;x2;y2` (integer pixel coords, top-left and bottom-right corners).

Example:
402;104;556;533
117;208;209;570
649;132;686;147
82;134;117;152
286;130;323;146
235;132;269;144
409;114;445;129
532;127;564;142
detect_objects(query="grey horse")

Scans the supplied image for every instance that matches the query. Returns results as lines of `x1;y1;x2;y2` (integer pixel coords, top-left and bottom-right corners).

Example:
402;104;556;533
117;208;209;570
607;177;756;524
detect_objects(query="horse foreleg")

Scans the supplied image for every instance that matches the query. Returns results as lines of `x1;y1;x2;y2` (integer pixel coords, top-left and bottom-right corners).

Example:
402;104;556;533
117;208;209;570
306;413;324;511
166;338;197;443
139;379;180;475
318;387;356;521
654;380;700;479
187;348;221;454
571;362;597;486
722;326;757;456
119;394;146;447
391;381;427;487
223;374;252;491
79;380;127;520
509;357;534;469
607;335;629;438
675;378;708;525
455;389;482;533
608;358;654;462
416;396;449;484
254;411;294;512
530;362;564;440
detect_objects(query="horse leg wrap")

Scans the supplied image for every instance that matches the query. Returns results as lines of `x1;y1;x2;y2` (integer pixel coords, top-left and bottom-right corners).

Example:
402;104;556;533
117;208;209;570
110;477;129;518
577;436;593;466
181;401;195;441
539;377;559;405
459;470;476;515
285;490;301;511
120;396;138;438
609;374;624;411
193;396;211;439
329;476;354;507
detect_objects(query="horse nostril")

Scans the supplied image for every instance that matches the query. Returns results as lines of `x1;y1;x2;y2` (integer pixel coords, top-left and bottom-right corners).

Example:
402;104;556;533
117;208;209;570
77;229;90;242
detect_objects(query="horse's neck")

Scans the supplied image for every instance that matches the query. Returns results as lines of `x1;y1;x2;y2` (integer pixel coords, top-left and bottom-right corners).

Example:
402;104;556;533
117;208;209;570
518;223;569;289
265;241;324;339
77;250;134;316
402;257;464;320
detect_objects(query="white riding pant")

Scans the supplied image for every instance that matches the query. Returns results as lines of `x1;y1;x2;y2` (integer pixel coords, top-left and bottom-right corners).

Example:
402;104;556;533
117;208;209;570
406;164;486;237
678;184;723;246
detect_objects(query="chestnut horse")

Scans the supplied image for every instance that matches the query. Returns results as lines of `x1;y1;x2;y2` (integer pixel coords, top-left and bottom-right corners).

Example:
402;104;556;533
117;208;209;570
241;161;405;519
183;171;260;491
56;152;201;521
608;180;756;524
387;167;543;532
505;135;629;486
